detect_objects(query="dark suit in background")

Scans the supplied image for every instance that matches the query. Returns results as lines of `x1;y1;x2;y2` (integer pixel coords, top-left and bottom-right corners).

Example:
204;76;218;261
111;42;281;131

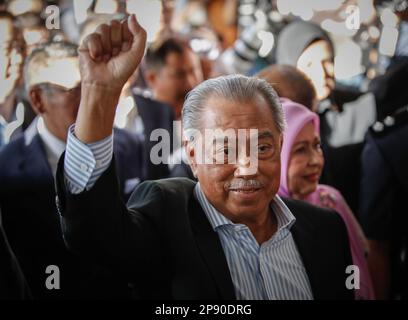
0;128;145;299
134;93;175;180
359;109;408;299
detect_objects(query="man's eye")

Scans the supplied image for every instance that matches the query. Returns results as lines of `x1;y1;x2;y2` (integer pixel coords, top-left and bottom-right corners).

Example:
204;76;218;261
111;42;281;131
258;145;270;152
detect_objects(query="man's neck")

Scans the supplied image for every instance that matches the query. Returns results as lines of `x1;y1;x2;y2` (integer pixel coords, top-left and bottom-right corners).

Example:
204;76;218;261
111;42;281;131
233;209;278;245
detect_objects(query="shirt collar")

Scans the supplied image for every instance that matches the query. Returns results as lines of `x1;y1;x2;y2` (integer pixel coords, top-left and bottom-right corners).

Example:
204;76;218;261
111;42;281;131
194;182;296;232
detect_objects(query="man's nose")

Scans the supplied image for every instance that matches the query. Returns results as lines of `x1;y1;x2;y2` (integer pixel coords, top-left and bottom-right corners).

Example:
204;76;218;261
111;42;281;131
234;152;258;177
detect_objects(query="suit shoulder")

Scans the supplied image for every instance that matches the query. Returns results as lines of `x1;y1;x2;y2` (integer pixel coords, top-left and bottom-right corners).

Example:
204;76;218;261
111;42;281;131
128;177;196;205
0;136;25;165
282;197;345;229
138;177;196;195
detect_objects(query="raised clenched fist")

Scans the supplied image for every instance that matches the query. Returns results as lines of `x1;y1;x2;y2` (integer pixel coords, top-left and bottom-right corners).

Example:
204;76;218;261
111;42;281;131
78;14;147;92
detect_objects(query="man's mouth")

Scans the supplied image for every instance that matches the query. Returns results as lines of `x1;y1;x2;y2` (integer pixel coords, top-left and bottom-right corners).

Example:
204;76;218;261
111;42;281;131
229;187;261;193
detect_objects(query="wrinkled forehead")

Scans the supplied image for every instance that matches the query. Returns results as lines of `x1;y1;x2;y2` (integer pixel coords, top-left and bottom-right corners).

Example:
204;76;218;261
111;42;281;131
28;56;80;89
184;94;280;146
201;94;277;129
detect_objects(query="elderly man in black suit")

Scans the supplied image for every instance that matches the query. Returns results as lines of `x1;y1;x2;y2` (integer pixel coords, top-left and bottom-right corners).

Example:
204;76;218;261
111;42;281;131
55;15;355;300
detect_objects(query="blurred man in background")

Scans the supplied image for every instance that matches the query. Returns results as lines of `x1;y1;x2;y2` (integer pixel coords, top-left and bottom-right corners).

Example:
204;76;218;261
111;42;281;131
0;41;145;299
144;36;203;119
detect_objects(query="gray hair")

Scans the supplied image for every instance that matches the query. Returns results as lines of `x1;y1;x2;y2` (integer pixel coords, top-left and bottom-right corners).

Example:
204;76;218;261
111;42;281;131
181;74;286;138
23;41;78;93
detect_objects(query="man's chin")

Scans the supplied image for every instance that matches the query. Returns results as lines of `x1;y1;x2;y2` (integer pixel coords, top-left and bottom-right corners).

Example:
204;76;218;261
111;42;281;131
229;189;263;203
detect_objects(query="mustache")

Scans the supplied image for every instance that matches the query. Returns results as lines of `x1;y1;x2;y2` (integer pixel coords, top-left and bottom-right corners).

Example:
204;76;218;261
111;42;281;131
225;179;263;190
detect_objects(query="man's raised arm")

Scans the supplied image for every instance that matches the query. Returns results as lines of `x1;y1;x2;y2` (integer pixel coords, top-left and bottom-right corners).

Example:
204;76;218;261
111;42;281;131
64;15;146;193
56;16;158;268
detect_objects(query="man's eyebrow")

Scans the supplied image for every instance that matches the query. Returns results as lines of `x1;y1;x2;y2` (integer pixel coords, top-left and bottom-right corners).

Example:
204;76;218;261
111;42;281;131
257;131;275;140
211;135;236;144
210;130;276;144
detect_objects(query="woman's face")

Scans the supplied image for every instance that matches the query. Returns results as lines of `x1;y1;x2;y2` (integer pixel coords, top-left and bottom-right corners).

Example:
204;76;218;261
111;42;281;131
287;121;324;199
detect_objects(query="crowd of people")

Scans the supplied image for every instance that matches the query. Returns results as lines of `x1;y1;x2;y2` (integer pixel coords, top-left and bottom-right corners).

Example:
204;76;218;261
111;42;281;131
1;0;408;300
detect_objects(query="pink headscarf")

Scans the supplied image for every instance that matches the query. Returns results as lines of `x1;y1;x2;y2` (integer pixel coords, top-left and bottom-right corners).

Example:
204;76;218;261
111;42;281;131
278;98;320;197
278;98;375;300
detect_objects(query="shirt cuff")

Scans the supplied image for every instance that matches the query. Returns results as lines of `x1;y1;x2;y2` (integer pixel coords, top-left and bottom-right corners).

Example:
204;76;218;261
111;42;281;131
64;124;113;194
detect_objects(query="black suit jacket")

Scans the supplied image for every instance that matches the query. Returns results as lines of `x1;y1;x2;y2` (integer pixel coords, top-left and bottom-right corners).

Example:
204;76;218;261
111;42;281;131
56;157;354;300
0;129;145;299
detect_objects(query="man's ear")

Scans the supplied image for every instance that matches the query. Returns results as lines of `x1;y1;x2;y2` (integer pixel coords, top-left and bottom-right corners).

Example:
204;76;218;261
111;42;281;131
184;140;198;178
28;87;45;115
144;69;157;89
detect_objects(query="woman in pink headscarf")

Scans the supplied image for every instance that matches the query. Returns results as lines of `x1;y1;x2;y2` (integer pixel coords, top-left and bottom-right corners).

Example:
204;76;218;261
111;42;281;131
279;98;375;300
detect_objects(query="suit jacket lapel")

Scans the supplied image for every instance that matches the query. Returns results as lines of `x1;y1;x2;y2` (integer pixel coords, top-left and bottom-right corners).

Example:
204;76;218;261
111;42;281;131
188;196;236;300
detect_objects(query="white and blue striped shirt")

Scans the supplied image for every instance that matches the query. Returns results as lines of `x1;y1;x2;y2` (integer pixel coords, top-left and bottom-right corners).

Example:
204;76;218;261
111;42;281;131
194;183;313;300
64;124;313;300
64;125;114;194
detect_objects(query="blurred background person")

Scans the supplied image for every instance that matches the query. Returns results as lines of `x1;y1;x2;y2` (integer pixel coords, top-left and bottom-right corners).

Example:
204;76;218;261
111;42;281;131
278;98;375;300
0;41;146;299
275;20;377;148
359;65;408;299
143;36;203;120
256;64;317;111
